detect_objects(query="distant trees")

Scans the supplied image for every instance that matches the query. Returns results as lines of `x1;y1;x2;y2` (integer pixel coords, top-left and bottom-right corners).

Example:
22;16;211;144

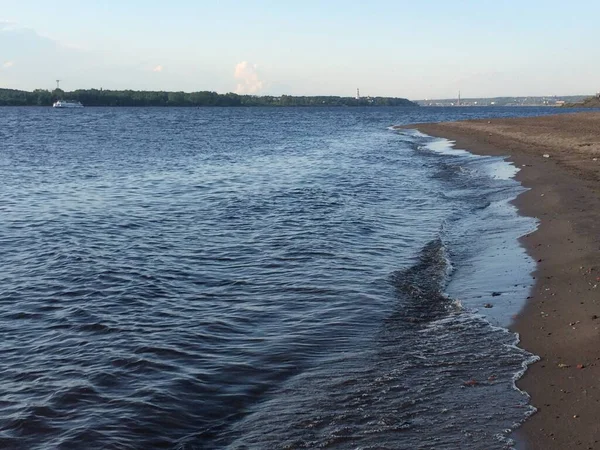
0;88;417;107
34;89;52;105
0;88;55;105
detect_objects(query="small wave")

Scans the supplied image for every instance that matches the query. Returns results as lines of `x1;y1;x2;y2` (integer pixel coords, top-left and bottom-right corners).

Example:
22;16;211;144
77;323;121;334
389;238;455;323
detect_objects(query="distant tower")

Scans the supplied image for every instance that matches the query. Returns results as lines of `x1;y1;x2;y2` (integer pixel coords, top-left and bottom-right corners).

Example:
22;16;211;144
56;79;61;90
356;88;360;100
457;90;461;106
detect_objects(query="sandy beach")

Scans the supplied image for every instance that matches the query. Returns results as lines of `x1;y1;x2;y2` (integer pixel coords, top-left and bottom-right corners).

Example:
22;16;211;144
401;112;600;449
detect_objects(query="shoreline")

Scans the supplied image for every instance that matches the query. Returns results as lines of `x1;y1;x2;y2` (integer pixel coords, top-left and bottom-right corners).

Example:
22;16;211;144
399;112;600;449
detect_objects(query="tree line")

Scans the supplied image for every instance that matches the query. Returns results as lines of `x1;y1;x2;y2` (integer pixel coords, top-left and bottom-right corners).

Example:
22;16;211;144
0;88;417;107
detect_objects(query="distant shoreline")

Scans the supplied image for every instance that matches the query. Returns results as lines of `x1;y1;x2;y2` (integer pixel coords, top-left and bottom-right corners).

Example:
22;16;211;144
0;105;421;108
399;112;600;450
415;95;591;107
0;88;418;107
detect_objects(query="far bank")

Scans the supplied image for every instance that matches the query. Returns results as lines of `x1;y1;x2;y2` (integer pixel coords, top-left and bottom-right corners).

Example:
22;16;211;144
0;87;417;107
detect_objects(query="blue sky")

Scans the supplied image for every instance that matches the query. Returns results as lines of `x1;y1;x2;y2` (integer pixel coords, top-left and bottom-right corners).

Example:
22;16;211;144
1;0;599;98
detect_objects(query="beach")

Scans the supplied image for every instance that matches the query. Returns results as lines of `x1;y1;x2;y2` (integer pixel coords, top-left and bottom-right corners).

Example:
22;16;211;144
402;112;600;449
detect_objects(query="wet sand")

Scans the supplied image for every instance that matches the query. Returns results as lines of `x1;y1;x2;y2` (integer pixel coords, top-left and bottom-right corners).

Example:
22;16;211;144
400;112;600;449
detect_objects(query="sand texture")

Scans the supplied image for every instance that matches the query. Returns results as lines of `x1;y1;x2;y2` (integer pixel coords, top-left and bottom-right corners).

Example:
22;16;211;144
401;112;600;449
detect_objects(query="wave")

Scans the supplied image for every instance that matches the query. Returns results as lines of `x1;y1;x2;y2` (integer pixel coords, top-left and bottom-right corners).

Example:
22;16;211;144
389;238;456;323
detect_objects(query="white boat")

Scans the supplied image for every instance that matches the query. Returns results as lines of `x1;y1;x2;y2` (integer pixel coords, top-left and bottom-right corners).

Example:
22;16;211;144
53;100;83;108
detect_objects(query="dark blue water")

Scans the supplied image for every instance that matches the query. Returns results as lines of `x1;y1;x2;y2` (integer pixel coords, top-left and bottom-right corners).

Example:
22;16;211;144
0;107;584;449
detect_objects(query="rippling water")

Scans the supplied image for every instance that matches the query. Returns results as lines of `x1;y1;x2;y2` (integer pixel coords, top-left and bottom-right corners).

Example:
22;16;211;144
0;107;580;449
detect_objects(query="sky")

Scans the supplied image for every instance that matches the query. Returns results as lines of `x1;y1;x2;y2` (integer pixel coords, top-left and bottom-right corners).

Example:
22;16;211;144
1;0;599;99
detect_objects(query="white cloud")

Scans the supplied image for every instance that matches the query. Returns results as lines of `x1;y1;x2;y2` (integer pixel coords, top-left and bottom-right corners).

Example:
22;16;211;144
152;65;163;72
234;61;264;94
2;60;14;68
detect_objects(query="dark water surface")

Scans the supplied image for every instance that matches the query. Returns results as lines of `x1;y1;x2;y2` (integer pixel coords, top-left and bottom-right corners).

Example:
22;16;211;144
0;107;583;449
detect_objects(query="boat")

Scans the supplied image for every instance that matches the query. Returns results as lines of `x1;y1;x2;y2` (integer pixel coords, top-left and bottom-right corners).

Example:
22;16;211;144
53;100;84;108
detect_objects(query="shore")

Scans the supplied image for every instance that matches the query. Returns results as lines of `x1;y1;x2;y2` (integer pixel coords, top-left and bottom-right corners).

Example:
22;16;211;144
400;112;600;449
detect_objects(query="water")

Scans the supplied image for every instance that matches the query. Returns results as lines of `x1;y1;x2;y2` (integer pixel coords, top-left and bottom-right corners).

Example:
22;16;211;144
0;106;583;449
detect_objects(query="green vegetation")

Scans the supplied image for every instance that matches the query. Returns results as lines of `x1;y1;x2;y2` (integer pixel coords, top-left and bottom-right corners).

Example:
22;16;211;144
0;88;53;106
0;88;417;107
